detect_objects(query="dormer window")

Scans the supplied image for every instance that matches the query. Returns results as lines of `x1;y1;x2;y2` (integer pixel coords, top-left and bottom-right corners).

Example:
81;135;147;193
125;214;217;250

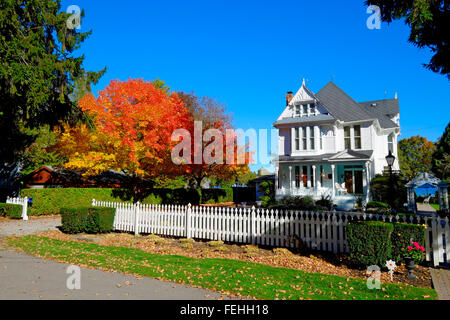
302;104;308;116
310;104;316;115
295;105;301;117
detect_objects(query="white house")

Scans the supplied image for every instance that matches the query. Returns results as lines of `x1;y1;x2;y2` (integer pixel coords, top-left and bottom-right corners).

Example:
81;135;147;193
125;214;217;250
273;80;400;209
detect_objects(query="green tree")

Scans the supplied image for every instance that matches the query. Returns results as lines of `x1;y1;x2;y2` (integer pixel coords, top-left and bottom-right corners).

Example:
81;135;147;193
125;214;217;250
20;125;66;175
0;0;105;168
398;136;435;180
365;0;449;79
237;170;258;186
432;122;450;180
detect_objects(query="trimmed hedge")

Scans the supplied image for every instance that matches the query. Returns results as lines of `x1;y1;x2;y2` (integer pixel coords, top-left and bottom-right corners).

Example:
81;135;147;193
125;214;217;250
346;221;427;267
21;188;234;216
0;203;23;219
391;222;426;263
60;207;115;234
346;221;394;267
22;188;124;216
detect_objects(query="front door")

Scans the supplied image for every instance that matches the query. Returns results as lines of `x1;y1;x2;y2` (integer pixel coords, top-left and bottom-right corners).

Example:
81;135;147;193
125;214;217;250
354;170;363;194
344;171;353;194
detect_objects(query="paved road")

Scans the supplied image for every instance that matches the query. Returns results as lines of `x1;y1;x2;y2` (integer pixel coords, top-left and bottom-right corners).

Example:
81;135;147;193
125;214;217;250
0;217;236;300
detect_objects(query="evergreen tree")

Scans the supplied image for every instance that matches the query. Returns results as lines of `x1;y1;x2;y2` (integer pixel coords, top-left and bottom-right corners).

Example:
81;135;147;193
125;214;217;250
0;0;106;167
432;122;450;180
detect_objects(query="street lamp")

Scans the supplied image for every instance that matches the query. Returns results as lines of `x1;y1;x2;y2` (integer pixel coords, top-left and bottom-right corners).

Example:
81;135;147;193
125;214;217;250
385;150;396;210
385;150;395;171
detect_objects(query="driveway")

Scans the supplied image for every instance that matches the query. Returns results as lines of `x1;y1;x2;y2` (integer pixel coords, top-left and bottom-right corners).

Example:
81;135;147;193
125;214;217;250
0;217;236;300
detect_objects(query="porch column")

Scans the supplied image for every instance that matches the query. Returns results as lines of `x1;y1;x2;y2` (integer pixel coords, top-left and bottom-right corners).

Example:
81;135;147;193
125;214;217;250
438;182;449;212
307;166;311;188
407;187;416;213
275;165;279;191
331;164;336;197
312;165;317;190
365;162;370;203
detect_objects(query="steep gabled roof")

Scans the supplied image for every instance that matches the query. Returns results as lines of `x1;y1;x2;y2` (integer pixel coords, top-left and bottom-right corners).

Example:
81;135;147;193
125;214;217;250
316;82;375;123
315;82;399;129
359;98;399;116
358;99;400;129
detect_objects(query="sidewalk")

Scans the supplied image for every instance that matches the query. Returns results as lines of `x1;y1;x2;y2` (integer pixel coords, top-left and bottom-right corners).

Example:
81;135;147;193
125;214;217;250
417;203;437;217
430;268;450;300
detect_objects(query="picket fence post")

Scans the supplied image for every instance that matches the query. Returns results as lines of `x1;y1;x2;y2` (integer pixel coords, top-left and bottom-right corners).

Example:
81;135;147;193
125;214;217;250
22;196;28;221
251;206;256;245
134;201;140;235
186;203;192;239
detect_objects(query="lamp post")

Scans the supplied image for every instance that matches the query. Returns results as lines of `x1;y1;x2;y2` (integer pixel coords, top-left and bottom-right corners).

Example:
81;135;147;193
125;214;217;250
385;150;396;210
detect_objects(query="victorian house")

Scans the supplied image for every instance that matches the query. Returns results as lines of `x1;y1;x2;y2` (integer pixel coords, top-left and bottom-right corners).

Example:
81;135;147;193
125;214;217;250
273;80;400;209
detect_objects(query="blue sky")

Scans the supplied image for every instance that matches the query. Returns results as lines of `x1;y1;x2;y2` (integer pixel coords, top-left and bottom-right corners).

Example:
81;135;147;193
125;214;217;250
62;0;449;172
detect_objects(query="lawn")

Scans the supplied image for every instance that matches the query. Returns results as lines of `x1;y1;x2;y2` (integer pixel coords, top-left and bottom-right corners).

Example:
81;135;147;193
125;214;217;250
8;235;437;300
430;204;440;211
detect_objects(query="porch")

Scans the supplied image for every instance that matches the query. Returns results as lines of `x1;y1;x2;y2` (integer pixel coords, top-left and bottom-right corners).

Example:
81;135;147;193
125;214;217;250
275;162;372;210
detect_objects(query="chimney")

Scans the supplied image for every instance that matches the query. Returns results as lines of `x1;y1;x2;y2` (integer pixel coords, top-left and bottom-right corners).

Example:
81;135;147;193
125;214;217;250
286;91;294;106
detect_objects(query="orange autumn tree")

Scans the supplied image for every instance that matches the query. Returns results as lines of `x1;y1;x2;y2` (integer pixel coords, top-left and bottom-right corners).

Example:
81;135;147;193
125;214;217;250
173;92;252;188
56;79;190;200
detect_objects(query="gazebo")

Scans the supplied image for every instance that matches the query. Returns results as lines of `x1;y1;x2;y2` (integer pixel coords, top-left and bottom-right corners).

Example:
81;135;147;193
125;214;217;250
406;173;449;213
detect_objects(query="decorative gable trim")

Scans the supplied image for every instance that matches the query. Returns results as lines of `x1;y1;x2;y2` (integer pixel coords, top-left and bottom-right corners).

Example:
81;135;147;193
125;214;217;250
276;79;334;122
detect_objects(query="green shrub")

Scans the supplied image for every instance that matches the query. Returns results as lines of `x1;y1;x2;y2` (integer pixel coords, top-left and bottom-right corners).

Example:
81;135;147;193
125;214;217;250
60;207;115;234
22;188;126;216
269;196;316;210
346;221;394;267
0;203;23;219
366;201;390;208
201;188;233;204
316;195;333;210
21;187;234;216
391;223;426;263
370;174;407;211
365;201;391;215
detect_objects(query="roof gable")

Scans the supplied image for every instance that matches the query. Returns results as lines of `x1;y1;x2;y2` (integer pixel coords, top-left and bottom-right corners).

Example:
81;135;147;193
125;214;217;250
329;149;373;160
275;80;335;124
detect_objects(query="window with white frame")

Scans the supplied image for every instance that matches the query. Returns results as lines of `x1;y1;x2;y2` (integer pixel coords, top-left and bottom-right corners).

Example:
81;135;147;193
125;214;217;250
388;133;394;153
295;128;300;151
295;105;301;117
310;127;315;150
310;103;316;115
354;125;362;149
319;127;323;149
302;104;308;116
302;127;307;150
344;126;351;149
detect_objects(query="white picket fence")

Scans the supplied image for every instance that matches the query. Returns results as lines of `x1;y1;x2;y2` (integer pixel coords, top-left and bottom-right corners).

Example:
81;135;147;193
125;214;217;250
6;196;29;220
92;199;450;267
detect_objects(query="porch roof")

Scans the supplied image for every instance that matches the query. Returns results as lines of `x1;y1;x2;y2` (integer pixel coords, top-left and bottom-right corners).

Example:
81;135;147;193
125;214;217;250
276;150;373;164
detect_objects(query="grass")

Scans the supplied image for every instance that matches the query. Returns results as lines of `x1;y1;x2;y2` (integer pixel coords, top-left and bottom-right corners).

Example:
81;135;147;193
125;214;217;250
7;235;437;300
429;204;440;211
